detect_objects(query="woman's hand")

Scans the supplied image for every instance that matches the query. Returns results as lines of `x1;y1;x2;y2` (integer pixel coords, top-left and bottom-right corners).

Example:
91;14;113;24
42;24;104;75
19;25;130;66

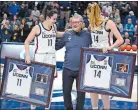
102;47;112;53
25;55;31;64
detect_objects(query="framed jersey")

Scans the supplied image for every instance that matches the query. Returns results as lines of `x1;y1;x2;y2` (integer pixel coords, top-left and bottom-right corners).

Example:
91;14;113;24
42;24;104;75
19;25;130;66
78;48;136;98
0;57;55;107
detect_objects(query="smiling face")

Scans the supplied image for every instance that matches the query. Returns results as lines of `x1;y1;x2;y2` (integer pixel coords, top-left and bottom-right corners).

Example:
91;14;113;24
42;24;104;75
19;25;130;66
46;12;58;26
72;18;81;28
48;13;57;25
72;17;83;30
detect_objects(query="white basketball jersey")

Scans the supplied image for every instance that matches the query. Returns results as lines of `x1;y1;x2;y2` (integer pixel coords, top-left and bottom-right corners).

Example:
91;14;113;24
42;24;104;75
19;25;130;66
83;55;112;89
91;21;113;48
6;63;33;97
34;23;56;54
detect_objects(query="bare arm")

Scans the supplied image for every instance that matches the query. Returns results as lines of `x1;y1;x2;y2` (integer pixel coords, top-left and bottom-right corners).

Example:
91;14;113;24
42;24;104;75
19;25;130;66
24;25;40;63
107;20;124;50
54;24;64;37
57;31;65;37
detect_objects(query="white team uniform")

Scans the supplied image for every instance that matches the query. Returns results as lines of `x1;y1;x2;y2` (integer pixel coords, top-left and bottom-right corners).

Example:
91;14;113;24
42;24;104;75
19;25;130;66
6;63;33;97
90;21;113;48
83;55;112;89
31;22;57;109
85;21;113;89
34;22;56;65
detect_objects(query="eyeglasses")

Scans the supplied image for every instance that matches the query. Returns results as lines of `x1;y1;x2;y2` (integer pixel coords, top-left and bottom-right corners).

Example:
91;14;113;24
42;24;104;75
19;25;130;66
72;21;81;24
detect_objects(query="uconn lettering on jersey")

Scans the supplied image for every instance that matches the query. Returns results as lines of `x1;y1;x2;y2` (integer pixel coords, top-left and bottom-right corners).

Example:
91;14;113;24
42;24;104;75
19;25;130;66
92;30;103;34
12;69;28;79
90;65;107;69
42;32;56;38
90;60;107;69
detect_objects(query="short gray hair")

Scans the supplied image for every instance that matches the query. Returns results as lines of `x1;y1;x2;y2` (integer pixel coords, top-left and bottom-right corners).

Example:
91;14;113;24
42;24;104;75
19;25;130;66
72;13;84;22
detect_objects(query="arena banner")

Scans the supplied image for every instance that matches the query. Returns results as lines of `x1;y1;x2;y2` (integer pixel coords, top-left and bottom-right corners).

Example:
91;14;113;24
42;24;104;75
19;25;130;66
0;57;55;107
78;48;136;98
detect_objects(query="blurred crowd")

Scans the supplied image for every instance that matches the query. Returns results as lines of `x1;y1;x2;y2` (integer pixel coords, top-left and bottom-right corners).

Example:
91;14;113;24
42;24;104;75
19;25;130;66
0;1;138;45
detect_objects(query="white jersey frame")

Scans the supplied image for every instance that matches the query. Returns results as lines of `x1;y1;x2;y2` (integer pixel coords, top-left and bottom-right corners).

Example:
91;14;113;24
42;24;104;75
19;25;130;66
0;57;55;107
78;48;136;98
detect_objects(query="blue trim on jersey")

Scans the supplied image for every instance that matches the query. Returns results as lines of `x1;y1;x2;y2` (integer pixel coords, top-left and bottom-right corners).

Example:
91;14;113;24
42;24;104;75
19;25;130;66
9;63;14;72
8;63;33;77
93;55;107;61
16;64;28;70
108;57;113;67
86;54;91;64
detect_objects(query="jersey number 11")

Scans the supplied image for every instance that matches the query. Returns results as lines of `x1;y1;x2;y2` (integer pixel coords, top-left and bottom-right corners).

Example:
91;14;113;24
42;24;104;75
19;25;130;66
17;78;22;86
48;39;52;46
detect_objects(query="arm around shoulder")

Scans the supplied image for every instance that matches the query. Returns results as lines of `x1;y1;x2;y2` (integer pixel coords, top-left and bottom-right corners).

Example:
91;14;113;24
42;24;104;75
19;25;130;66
53;24;65;38
55;32;66;50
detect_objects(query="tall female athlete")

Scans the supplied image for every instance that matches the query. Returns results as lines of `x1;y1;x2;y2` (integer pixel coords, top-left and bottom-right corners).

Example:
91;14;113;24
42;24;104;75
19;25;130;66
24;11;64;109
87;3;124;110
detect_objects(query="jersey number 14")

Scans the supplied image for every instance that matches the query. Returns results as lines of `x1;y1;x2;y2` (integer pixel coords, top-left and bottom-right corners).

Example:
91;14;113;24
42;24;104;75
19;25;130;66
93;35;99;43
94;70;101;78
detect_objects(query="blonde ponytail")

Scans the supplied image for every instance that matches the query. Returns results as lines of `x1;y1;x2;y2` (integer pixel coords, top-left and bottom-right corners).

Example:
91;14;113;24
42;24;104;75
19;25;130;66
87;3;107;31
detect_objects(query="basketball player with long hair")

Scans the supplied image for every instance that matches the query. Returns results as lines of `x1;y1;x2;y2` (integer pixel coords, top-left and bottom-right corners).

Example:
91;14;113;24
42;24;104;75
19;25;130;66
24;11;64;109
119;64;127;73
87;3;124;110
